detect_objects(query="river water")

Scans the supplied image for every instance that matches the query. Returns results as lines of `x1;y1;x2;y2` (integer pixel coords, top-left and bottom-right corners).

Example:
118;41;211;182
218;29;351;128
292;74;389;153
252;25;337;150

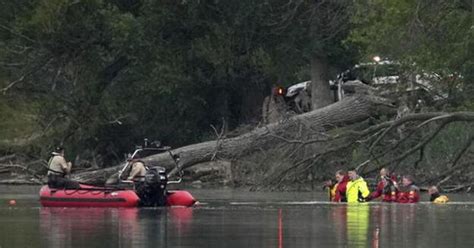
0;186;473;248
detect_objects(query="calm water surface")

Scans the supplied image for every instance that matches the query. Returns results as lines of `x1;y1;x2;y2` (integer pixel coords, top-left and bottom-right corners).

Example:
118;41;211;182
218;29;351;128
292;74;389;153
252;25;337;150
0;186;473;248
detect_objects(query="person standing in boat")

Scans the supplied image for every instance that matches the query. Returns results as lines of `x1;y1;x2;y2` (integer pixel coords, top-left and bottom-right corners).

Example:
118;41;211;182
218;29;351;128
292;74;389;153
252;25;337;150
367;168;398;202
47;146;80;189
345;168;371;203
397;175;420;203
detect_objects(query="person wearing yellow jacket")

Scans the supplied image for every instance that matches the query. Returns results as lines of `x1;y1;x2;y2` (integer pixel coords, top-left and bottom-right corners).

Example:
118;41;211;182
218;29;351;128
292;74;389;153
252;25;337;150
346;168;371;203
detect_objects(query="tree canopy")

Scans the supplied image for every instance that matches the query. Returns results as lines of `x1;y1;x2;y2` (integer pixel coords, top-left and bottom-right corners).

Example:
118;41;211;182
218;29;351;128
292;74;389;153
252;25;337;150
0;0;356;165
350;0;473;105
0;0;471;170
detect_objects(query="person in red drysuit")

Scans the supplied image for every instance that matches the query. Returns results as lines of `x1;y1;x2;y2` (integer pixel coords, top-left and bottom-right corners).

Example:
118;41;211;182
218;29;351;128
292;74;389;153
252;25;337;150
367;168;398;202
333;170;350;202
397;175;420;203
325;170;350;202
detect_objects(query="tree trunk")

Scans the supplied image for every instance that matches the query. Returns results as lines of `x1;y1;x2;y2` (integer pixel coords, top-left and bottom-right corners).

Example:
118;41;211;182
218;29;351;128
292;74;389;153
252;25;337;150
72;94;395;184
310;56;333;109
72;165;125;185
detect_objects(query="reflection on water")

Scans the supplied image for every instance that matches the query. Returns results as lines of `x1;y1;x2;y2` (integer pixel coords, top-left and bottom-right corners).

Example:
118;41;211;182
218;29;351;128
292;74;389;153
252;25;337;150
39;207;193;247
346;204;370;247
0;188;474;248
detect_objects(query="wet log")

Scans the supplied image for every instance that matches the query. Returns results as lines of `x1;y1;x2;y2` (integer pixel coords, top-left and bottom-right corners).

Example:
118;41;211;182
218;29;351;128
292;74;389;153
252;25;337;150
72;93;396;184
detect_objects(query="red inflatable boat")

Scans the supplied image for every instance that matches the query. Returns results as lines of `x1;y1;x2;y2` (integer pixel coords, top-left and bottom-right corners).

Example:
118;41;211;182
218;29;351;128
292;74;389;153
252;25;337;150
39;184;196;208
41;145;197;208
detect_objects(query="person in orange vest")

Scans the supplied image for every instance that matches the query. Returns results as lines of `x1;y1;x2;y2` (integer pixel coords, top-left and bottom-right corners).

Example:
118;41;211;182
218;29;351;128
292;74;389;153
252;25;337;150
428;186;449;204
397;175;420;203
367;168;398;202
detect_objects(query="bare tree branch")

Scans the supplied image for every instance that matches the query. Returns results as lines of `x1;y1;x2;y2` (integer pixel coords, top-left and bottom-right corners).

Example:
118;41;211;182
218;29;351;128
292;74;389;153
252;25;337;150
0;162;44;184
0;23;36;43
420;135;474;185
1;57;54;94
210;118;226;161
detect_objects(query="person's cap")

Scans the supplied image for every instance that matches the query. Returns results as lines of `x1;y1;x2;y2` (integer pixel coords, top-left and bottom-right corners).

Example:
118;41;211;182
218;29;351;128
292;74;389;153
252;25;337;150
54;146;64;153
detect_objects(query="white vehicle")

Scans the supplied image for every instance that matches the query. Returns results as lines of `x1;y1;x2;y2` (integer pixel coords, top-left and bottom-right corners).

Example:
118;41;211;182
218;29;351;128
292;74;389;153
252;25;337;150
280;60;446;112
285;81;311;98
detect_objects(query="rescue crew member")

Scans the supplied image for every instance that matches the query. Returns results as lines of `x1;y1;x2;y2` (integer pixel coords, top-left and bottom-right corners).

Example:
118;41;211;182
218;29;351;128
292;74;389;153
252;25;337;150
397;175;420;203
325;170;349;202
120;154;148;203
346;168;371;203
428;186;449;204
47;146;80;189
333;170;350;202
367;168;398;202
324;179;335;201
124;154;147;182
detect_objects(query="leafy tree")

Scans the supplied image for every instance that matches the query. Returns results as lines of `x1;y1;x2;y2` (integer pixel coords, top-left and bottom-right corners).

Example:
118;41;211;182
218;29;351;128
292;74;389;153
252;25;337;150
350;0;473;106
0;0;357;166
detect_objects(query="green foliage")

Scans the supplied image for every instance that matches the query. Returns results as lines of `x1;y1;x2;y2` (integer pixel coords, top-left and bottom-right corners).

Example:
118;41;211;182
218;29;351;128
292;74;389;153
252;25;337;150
350;0;473;104
1;0;471;187
0;0;355;165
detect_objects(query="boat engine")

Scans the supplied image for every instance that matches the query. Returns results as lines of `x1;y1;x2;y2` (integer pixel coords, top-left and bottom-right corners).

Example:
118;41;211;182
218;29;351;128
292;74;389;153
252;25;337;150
136;166;168;207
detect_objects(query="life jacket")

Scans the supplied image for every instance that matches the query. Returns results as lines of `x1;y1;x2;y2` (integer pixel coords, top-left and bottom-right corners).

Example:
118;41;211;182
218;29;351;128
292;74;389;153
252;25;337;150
430;193;449;204
388;190;398;202
433;195;449;204
334;176;349;202
329;183;338;201
382;179;398;202
397;184;419;203
47;155;66;177
397;191;409;203
370;178;398;202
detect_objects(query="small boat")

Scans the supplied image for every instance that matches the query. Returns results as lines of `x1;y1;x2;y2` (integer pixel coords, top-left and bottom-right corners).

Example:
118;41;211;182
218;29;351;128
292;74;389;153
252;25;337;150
40;144;197;208
39;184;196;208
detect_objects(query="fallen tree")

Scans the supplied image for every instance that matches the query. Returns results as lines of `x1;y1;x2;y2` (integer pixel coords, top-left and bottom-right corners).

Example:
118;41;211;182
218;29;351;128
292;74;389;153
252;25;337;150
2;81;473;191
72;85;397;184
70;79;474;190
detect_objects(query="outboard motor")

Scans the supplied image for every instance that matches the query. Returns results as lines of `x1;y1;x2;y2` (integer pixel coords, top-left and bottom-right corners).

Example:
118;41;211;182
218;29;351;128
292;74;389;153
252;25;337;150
136;166;168;207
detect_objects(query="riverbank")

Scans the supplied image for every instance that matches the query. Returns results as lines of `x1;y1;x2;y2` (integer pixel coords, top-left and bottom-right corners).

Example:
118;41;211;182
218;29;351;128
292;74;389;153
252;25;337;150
1;154;472;194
